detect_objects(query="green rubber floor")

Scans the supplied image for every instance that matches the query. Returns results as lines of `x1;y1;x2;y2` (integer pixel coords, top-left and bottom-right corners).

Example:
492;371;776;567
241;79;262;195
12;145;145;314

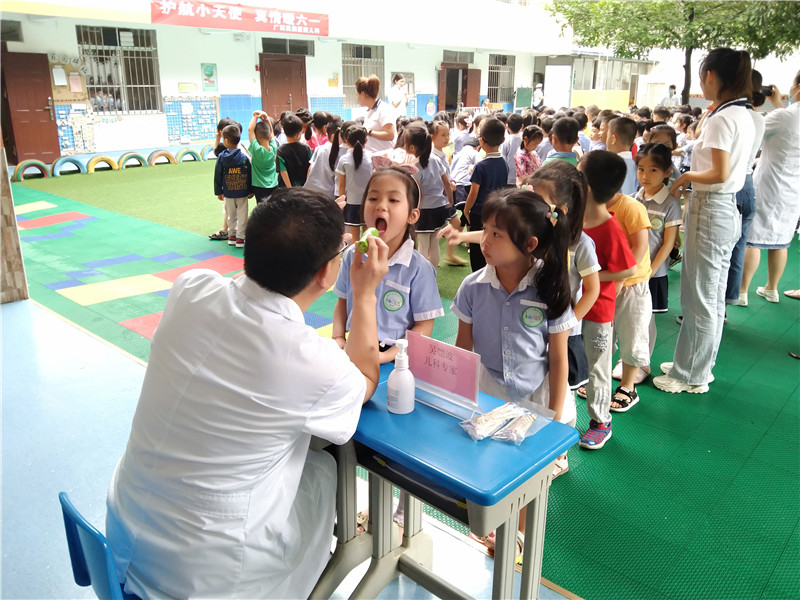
13;165;800;599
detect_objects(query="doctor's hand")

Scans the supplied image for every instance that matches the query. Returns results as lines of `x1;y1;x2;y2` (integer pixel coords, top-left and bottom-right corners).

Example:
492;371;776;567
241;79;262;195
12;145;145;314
350;235;389;298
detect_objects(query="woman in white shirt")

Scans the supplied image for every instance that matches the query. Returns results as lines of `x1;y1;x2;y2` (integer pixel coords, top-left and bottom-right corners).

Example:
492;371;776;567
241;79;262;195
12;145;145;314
654;48;755;395
357;75;396;154
739;70;800;303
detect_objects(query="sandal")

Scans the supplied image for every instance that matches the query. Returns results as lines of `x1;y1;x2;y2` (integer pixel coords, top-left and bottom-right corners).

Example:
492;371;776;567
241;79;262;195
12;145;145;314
515;531;525;565
552;455;569;479
576;386;587;399
784;290;800;300
610;385;639;413
208;230;229;240
469;530;496;556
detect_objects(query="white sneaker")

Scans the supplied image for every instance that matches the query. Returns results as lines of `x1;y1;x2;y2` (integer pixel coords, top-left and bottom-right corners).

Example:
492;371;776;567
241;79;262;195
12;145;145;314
659;362;714;383
737;293;748;307
756;287;779;303
653;374;709;394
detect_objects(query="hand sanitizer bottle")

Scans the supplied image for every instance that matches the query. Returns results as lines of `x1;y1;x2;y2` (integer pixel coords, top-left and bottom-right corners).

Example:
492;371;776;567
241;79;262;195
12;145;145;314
387;339;415;414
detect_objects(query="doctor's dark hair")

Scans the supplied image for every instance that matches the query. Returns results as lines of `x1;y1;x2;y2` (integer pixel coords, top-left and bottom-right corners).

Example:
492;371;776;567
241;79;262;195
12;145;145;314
482;188;572;317
244;188;344;297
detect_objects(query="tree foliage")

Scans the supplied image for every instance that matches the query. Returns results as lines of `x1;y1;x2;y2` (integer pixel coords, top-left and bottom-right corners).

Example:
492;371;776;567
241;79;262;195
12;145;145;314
548;0;800;103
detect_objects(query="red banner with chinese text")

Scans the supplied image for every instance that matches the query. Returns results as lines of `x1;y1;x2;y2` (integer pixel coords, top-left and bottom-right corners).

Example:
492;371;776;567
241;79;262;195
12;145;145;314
151;1;329;37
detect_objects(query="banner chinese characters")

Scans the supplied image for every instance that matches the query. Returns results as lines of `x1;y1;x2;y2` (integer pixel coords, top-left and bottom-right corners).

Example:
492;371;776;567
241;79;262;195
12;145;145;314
151;1;329;36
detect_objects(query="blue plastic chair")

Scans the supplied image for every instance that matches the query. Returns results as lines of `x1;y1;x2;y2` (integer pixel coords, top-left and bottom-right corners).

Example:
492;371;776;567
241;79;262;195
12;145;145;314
58;492;139;600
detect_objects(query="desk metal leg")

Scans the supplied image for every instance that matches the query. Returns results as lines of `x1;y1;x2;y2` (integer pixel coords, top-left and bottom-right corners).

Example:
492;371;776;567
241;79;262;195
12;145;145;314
519;471;551;600
310;442;372;600
349;475;434;600
492;513;521;599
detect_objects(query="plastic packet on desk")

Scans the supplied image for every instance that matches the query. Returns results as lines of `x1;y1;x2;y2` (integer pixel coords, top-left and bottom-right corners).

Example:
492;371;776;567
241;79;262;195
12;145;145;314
459;402;526;441
491;411;537;445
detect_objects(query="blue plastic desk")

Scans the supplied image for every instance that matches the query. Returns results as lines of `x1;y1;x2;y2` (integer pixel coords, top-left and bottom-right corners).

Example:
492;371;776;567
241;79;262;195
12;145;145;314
311;375;578;600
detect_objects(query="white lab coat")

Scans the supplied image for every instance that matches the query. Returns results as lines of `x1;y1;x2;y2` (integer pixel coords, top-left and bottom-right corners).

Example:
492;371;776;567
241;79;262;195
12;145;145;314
106;271;366;599
750;102;800;246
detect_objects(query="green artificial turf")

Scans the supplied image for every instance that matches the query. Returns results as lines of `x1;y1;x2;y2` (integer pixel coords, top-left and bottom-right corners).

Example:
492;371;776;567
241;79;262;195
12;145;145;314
13;164;800;600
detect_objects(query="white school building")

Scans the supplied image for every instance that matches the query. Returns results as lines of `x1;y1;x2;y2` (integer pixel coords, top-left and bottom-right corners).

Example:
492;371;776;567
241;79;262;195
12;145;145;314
2;0;661;167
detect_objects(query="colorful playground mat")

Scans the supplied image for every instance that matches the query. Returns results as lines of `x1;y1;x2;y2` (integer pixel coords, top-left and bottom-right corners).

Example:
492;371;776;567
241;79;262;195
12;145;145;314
12;186;458;363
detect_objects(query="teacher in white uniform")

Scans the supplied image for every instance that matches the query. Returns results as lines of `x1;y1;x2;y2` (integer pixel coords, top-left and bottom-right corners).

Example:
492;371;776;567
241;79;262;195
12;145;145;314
357;74;396;153
739;70;800;303
106;189;389;599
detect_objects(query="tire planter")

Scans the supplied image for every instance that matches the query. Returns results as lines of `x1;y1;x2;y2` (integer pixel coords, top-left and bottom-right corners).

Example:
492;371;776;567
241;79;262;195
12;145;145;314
50;156;87;177
147;150;176;166
176;149;202;163
13;160;50;182
86;155;119;173
117;152;148;169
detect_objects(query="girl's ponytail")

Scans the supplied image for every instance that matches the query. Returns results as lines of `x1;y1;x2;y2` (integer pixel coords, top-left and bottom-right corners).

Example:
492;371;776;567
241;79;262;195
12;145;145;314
328;122;342;171
353;140;363;169
534;204;572;318
304;124;313;141
419;131;432;169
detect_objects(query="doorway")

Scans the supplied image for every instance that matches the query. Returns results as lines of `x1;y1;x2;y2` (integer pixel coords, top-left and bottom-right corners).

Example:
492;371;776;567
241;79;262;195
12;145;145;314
438;63;480;112
259;54;308;119
1;50;60;165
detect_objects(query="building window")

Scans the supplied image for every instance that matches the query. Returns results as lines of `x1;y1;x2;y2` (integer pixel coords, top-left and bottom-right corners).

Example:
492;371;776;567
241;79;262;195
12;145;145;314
442;50;474;65
342;43;384;107
1;20;22;42
262;38;315;56
77;25;162;114
488;54;515;103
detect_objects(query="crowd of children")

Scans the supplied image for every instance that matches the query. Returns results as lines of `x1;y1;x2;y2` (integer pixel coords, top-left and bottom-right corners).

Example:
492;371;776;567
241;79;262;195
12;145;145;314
207;89;731;452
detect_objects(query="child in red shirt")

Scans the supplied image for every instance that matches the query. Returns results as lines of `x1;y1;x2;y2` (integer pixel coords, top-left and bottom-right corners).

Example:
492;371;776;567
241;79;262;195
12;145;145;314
577;152;637;450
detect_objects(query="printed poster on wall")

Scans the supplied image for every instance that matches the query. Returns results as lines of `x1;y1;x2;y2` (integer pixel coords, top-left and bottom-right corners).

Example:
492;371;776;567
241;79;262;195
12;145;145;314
151;1;329;36
202;63;217;92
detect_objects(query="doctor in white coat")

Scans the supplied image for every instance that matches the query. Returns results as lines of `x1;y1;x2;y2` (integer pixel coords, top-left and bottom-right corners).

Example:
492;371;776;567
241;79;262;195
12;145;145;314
106;188;389;599
740;71;800;303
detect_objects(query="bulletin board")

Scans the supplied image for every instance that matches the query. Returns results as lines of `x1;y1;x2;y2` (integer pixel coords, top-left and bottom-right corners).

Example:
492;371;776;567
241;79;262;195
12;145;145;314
48;53;89;105
164;97;219;143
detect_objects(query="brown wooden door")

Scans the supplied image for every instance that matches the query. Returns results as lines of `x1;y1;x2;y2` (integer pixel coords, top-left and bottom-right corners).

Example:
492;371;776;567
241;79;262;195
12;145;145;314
465;69;481;108
1;52;60;163
259;54;307;119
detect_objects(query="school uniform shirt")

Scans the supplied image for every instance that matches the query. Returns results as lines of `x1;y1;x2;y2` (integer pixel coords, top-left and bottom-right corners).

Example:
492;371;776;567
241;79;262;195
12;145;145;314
432;147;451;177
636;185;682;278
583;217;637;323
691;99;755;194
304;142;339;200
577;131;591;154
336;149;374;206
608;193;652;286
106;270;366;599
451;264;577;402
412;156;449;210
364;99;395;153
451;146;479;186
470;153;508;217
452;129;470;154
568;232;601;336
535;138;553;163
542;151;578;167
500;132;523;185
277;142;313;187
617;151;640;196
248;138;278;189
333;239;444;345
